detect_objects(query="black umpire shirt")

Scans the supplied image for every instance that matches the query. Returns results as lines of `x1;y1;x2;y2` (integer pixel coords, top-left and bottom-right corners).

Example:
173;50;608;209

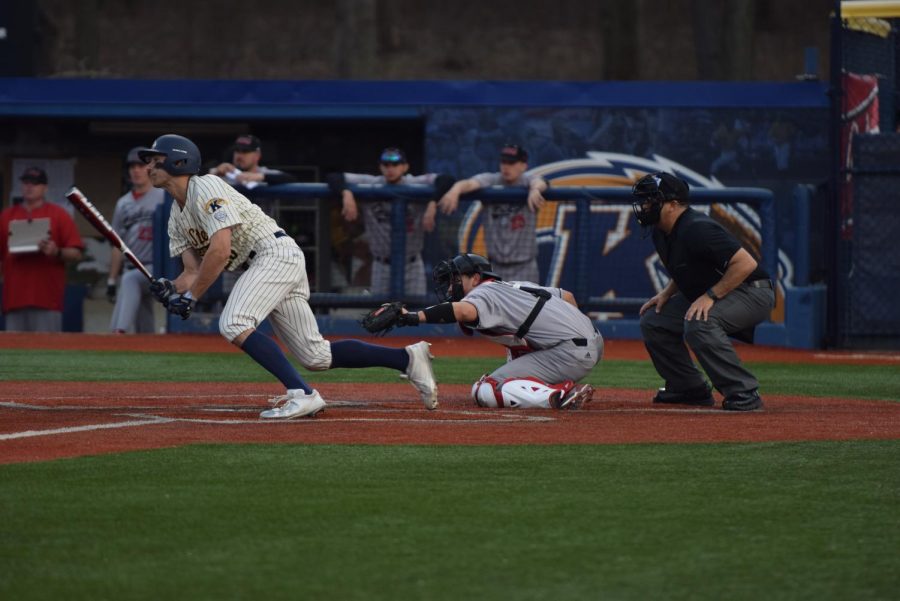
652;207;769;301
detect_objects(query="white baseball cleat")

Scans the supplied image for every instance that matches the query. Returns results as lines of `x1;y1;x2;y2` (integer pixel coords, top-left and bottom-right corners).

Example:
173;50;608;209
259;389;326;419
557;384;594;410
401;341;438;410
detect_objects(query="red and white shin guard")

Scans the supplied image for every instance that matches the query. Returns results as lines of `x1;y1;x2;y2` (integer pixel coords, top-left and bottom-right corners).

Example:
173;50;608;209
471;375;575;409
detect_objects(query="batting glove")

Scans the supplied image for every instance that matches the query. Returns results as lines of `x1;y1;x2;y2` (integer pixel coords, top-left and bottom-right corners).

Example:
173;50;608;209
150;278;176;307
166;291;196;320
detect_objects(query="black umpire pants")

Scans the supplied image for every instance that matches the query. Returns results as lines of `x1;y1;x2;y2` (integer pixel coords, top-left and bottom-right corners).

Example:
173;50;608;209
639;285;775;397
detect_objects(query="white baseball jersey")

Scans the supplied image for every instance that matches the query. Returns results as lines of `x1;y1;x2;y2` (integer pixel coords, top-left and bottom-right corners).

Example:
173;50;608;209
168;174;332;369
167;175;281;270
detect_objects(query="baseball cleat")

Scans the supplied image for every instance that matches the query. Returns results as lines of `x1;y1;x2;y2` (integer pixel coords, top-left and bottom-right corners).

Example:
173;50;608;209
652;384;714;407
260;389;326;419
401;341;438;410
557;383;594;410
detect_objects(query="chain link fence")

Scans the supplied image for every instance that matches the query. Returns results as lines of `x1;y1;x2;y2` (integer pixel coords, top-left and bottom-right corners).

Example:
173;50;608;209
834;6;900;347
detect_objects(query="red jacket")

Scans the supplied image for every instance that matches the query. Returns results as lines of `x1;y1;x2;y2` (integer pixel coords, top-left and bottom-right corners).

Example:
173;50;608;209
0;202;84;313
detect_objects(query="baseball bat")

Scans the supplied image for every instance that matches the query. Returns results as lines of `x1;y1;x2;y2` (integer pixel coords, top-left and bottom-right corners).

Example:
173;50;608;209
65;186;155;282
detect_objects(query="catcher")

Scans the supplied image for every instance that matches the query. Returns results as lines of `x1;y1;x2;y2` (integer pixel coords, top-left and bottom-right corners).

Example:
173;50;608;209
362;253;602;409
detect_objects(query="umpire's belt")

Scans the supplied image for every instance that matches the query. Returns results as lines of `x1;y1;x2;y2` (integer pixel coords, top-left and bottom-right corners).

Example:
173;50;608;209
239;230;288;270
373;255;417;265
743;279;774;289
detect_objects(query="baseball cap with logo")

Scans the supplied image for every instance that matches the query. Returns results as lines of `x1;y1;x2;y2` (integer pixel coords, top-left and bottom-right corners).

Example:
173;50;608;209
20;166;48;184
499;144;528;163
379;148;407;165
234;135;261;152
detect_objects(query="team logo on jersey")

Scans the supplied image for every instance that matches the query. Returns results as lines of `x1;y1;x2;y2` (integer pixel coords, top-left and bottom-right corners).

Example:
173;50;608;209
204;198;228;214
456;152;788;322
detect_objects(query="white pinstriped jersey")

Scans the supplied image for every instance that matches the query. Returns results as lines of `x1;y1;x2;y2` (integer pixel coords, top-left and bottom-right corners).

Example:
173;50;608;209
167;174;281;270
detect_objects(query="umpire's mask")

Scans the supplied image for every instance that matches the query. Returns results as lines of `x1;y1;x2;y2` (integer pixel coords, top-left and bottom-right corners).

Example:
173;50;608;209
631;172;690;228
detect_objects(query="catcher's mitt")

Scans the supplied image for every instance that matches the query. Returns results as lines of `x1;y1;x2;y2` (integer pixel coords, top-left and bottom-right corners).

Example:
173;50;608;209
360;302;415;336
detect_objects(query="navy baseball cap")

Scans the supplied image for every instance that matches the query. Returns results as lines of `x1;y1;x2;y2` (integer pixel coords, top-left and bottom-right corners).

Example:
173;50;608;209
380;148;407;164
234;134;261;151
500;144;528;163
20;166;48;184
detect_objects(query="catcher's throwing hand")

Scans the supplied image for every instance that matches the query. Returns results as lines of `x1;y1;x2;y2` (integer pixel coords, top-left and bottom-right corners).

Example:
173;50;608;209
150;278;176;307
166;291;196;320
360;302;420;336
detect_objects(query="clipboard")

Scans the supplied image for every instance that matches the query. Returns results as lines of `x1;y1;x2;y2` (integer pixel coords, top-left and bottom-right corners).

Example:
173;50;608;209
8;218;51;254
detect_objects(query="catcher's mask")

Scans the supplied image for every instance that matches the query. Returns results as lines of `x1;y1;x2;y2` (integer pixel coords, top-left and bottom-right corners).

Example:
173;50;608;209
631;172;690;228
432;253;501;302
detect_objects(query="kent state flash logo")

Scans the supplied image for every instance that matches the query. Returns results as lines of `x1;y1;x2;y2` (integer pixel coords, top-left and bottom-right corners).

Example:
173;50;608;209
204;197;230;222
458;152;790;320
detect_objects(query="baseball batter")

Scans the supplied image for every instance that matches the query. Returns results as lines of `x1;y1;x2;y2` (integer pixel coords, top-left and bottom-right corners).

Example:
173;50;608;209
397;253;601;409
326;148;454;296
108;147;166;333
439;144;547;283
137;134;438;419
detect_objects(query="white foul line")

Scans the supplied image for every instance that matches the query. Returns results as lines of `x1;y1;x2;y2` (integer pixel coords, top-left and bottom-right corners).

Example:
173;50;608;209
0;415;174;441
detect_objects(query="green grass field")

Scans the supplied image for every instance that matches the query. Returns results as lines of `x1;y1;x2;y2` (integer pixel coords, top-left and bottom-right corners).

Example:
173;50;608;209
2;349;900;400
1;348;899;600
1;444;898;600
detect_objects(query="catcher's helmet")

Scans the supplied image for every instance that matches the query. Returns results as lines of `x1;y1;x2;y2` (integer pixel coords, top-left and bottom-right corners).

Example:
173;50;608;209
432;253;501;302
137;134;201;176
631;172;690;227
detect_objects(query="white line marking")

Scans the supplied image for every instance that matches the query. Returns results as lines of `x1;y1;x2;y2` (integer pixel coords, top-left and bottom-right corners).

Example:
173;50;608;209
0;415;173;441
812;353;900;362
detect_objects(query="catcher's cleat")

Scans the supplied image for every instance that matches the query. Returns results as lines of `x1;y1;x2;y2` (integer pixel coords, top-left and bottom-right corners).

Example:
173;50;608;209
556;383;594;410
652;384;714;407
401;341;438;410
260;389;326;419
722;389;763;411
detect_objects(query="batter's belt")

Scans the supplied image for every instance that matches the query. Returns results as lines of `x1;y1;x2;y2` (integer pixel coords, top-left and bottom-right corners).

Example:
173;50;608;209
238;230;288;270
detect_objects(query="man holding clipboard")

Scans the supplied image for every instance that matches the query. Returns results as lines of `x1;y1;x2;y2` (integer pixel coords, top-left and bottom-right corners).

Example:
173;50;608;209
0;167;84;331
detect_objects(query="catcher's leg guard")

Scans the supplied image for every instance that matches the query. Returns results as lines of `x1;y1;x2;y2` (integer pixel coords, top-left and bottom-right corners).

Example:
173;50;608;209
471;376;575;409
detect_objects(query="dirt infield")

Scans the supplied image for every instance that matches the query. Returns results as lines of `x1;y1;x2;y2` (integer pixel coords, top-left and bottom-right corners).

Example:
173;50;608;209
1;334;898;464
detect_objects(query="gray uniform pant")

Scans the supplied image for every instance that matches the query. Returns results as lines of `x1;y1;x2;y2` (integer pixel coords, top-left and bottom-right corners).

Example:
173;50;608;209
491;331;604;385
4;309;62;332
370;255;426;296
110;266;155;333
639;285;774;397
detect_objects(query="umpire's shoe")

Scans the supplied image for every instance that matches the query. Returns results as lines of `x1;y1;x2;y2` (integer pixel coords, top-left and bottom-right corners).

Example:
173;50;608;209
722;389;763;411
652;384;714;407
402;341;438;410
260;389;326;419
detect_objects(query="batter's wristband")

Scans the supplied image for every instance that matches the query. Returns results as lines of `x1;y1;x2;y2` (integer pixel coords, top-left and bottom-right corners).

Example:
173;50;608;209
421;302;456;324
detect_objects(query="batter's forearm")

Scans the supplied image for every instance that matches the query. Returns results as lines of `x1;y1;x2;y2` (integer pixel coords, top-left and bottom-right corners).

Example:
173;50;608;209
189;250;230;299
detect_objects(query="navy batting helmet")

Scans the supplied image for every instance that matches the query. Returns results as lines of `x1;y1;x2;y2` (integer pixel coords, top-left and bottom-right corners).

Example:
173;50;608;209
137;134;201;176
432;253;501;302
631;172;690;227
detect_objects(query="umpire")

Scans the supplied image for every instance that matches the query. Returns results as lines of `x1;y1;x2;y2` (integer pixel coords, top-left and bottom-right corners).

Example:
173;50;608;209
632;172;774;411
